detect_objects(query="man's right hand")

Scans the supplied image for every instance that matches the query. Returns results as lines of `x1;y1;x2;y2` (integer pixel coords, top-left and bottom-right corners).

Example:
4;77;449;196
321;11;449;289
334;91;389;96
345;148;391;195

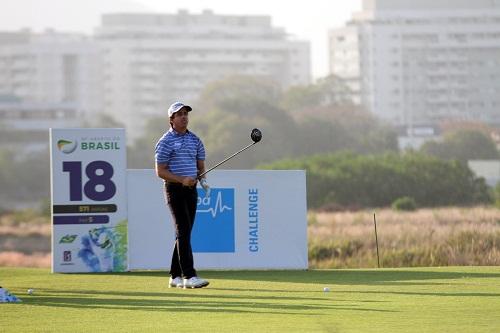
181;176;196;187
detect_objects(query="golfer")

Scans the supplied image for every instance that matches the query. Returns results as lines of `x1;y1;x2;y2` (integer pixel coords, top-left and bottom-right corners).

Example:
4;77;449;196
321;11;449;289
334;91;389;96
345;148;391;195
155;102;209;289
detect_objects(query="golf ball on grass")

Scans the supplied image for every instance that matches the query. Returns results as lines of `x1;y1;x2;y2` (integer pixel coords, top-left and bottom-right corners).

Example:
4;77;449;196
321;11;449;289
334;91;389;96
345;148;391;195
323;287;330;292
27;289;34;295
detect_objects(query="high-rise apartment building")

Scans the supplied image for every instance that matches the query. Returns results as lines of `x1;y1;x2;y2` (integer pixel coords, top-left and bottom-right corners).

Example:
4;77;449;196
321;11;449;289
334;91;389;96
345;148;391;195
0;30;101;152
0;29;102;117
329;0;500;126
96;10;310;137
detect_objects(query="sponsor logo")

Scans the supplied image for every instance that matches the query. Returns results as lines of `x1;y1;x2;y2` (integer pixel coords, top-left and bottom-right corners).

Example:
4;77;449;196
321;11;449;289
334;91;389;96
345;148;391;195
59;234;78;244
193;188;235;253
63;251;72;262
81;141;120;150
57;139;77;154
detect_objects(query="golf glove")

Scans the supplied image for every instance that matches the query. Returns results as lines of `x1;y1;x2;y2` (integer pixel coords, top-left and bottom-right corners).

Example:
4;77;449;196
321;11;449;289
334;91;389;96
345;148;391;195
199;178;211;198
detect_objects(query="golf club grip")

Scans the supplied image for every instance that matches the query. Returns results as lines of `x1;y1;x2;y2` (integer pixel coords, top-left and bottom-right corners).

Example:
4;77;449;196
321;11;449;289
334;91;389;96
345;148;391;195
198;142;255;179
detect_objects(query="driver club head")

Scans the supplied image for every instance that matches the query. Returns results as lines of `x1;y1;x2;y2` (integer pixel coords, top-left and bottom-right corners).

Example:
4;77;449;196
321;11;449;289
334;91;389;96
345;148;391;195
251;128;262;143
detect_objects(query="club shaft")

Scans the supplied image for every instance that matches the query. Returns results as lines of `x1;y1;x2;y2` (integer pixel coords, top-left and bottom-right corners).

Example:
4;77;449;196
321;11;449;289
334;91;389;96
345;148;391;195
198;142;256;178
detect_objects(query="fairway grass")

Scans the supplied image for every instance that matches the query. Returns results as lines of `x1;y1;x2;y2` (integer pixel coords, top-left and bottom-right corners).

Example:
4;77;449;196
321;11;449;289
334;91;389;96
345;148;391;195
1;267;499;332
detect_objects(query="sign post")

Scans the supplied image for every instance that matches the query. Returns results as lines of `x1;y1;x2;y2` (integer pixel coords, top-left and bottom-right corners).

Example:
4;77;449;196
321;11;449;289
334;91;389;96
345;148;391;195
50;129;128;272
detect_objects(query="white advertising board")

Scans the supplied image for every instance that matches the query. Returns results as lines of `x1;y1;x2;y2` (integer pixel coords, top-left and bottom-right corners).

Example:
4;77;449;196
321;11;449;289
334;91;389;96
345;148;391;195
127;170;308;270
50;129;128;273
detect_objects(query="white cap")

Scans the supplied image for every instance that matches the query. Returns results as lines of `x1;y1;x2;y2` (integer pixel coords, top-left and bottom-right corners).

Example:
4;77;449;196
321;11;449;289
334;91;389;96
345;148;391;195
168;102;192;117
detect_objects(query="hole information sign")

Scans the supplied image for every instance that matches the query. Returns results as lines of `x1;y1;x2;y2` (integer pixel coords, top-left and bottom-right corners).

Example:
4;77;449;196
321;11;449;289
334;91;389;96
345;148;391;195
50;128;128;273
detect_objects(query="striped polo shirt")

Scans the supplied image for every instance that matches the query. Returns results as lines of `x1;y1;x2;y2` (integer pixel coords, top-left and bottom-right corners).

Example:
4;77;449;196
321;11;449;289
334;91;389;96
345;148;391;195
155;128;205;178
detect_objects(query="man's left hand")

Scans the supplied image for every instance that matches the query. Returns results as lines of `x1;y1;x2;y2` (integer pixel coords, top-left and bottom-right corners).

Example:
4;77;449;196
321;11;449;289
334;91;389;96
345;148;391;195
199;178;210;198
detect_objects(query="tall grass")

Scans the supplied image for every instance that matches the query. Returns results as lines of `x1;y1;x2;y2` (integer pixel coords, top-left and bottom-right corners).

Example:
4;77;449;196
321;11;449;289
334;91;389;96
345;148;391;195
1;207;500;268
0;212;51;267
0;251;50;267
308;206;500;268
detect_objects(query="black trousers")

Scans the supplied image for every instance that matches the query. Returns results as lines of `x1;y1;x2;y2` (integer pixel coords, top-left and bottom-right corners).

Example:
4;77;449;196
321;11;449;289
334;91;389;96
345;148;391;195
164;182;198;279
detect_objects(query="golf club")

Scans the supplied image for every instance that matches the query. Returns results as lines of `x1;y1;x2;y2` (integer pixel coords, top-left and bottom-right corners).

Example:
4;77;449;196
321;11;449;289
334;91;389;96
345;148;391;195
198;128;262;178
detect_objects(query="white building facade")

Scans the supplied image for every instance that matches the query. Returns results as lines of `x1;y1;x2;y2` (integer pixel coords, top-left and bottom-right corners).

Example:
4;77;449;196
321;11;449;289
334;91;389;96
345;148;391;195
0;30;101;152
0;30;102;118
96;10;311;137
329;0;500;126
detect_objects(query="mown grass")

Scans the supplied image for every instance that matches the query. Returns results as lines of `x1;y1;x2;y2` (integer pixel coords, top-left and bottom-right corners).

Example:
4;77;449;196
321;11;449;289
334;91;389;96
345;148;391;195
1;267;500;333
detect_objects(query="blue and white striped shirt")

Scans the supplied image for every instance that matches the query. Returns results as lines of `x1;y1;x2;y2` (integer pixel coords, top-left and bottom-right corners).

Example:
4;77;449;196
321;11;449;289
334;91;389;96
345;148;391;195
155;128;205;178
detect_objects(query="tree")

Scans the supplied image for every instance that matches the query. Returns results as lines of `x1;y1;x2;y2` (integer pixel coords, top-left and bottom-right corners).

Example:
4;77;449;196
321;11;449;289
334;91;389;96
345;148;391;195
192;99;299;170
128;75;398;170
421;129;499;163
261;152;492;209
281;74;354;113
127;116;167;169
281;84;323;113
293;105;398;155
84;113;125;128
198;75;283;115
0;148;49;210
128;76;298;169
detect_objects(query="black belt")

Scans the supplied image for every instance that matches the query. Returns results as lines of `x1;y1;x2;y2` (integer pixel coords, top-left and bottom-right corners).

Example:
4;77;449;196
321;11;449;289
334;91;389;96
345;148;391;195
165;181;195;189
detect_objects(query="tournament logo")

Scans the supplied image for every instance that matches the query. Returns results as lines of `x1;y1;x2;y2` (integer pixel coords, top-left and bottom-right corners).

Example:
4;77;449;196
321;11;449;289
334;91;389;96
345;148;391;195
59;234;78;244
192;188;235;252
57;139;77;154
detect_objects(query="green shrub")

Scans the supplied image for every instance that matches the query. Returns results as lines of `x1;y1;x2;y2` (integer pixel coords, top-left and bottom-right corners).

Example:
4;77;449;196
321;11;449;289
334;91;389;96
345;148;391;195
262;152;492;208
309;240;364;261
392;196;417;211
